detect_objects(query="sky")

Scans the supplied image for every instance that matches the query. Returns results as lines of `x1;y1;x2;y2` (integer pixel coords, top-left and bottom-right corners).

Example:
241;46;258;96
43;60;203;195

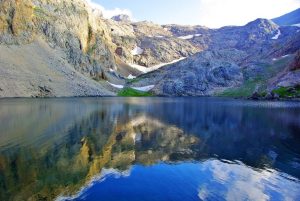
88;0;300;28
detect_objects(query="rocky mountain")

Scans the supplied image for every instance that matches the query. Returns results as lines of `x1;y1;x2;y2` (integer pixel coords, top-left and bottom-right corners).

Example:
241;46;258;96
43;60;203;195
0;1;299;98
167;18;300;61
272;8;300;26
127;17;300;98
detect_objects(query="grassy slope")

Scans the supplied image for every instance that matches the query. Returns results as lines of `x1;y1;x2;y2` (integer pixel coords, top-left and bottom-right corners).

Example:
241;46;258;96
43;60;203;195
219;56;293;98
272;86;300;98
117;88;153;97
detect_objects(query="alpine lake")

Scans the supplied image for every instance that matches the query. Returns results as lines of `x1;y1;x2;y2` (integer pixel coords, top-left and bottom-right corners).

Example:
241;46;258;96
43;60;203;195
0;97;300;201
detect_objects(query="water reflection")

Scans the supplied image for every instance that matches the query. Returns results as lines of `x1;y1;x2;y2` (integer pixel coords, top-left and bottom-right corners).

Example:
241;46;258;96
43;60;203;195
0;98;299;201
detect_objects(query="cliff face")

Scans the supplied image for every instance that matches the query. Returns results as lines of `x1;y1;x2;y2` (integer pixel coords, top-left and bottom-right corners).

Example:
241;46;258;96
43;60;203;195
0;0;122;97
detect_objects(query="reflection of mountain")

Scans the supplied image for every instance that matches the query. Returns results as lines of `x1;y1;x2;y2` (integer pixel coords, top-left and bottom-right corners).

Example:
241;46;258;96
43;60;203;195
145;99;300;175
0;106;198;200
0;98;299;200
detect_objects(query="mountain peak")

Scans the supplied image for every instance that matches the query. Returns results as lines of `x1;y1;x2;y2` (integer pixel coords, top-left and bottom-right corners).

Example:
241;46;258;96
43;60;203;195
111;14;131;22
246;18;277;27
245;18;279;32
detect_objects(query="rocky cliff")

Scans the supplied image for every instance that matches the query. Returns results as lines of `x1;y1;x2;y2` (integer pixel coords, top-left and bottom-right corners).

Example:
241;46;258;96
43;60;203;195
0;0;118;97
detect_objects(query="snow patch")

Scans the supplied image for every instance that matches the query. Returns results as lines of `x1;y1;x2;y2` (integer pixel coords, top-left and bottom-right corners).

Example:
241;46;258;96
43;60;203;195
107;81;124;89
109;68;115;72
155;35;165;38
272;30;281;40
127;74;136;79
129;57;186;73
131;46;143;56
272;54;290;61
132;85;155;92
178;34;201;40
107;81;153;92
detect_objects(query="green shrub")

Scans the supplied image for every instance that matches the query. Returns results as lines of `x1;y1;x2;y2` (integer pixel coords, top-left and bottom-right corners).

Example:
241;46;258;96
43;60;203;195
272;86;300;98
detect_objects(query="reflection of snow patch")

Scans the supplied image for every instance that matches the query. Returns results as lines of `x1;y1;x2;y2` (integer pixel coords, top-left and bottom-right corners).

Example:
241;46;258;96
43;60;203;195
178;34;201;40
291;23;300;27
131;46;143;55
107;81;124;89
127;74;136;79
272;30;281;40
56;168;131;201
198;187;209;200
129;57;185;73
132;85;154;92
109;68;115;72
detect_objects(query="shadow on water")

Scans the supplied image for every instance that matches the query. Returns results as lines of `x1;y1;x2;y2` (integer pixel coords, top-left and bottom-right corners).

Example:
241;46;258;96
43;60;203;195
0;97;299;200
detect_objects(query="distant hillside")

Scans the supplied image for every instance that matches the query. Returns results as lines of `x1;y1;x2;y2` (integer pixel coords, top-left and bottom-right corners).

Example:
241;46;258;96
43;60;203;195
272;8;300;26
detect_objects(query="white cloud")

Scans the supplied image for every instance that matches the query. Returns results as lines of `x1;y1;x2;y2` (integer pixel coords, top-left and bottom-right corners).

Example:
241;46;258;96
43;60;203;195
86;0;133;19
196;0;300;28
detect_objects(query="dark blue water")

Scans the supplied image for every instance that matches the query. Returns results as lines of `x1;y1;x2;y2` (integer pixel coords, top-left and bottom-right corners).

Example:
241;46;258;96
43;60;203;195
0;97;299;201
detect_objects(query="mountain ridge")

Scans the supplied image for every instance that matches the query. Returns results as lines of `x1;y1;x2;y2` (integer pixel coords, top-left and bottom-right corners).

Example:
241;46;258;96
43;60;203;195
272;8;300;26
0;1;299;99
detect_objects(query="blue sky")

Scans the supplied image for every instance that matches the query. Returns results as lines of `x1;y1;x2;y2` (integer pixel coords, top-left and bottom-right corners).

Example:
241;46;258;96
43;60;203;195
89;0;300;28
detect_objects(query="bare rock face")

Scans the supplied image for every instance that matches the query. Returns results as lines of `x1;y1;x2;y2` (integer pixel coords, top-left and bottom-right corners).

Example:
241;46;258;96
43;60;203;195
0;0;119;97
0;0;34;42
290;50;300;71
267;51;300;94
0;0;118;77
111;14;131;23
130;50;244;96
105;19;200;69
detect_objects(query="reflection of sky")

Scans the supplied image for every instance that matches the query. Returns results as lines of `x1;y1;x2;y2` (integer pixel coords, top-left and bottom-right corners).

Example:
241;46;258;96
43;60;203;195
63;160;300;201
201;160;300;201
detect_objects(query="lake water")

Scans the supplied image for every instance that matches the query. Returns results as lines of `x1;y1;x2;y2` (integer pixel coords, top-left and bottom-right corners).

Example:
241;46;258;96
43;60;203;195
0;97;300;201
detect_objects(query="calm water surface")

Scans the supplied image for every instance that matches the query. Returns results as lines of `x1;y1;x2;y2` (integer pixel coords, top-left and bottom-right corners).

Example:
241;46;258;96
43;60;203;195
0;97;300;201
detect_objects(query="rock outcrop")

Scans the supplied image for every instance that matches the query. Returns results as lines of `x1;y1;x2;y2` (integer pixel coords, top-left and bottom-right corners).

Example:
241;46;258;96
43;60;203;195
0;0;120;97
130;50;244;96
266;51;300;99
105;19;200;69
111;14;131;23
